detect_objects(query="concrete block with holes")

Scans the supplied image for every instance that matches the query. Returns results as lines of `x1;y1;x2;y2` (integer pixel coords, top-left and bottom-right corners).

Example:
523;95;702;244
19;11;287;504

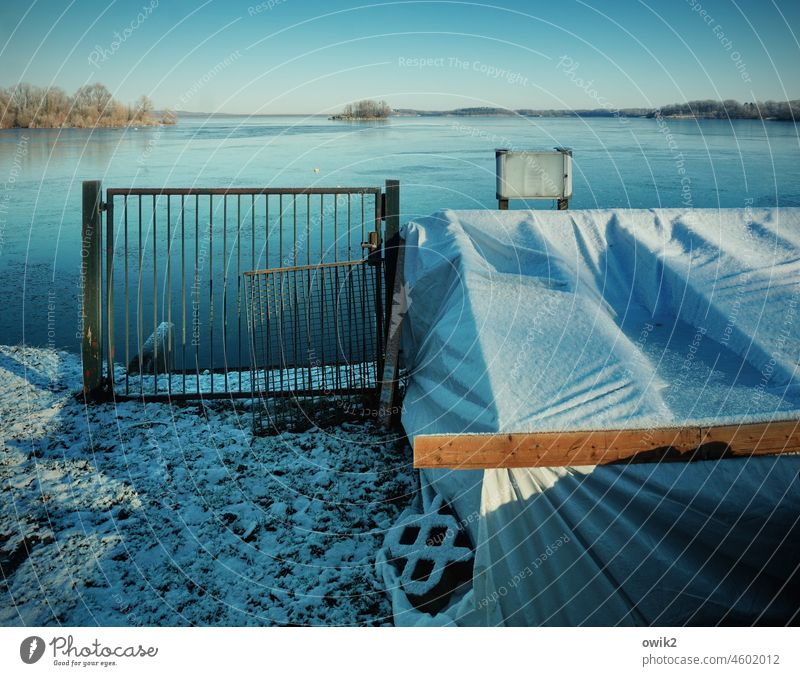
383;494;474;615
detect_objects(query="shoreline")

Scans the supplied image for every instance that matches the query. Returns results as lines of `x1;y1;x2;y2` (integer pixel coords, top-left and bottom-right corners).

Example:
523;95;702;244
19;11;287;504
1;114;791;130
0;120;172;131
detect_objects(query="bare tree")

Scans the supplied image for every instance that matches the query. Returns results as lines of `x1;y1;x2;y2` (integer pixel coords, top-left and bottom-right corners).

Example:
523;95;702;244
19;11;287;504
133;94;153;122
0;83;176;128
0;87;13;128
336;99;391;119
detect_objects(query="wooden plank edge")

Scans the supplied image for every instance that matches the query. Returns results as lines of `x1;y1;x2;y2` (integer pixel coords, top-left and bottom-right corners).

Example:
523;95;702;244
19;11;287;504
413;419;800;469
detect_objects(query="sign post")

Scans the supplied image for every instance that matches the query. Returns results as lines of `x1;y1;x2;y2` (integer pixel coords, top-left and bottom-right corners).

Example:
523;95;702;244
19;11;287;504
496;148;573;210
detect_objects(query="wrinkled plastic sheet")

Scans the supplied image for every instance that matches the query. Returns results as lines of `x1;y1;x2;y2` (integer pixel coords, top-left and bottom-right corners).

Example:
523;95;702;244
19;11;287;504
382;208;800;626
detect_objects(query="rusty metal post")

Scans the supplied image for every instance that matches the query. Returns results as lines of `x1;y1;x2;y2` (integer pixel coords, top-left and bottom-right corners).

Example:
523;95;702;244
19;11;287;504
383;180;400;336
81;180;103;396
557;147;571;210
378;237;406;429
106;195;115;395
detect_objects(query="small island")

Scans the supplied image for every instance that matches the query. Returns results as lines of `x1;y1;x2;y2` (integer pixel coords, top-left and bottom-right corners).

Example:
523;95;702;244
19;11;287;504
330;99;391;120
0;83;176;129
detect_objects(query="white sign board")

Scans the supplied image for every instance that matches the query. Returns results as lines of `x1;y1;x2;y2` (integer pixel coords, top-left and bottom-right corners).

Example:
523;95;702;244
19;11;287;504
496;150;572;200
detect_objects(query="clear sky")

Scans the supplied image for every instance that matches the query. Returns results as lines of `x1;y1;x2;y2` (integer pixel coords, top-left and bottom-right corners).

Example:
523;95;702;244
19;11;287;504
1;0;798;114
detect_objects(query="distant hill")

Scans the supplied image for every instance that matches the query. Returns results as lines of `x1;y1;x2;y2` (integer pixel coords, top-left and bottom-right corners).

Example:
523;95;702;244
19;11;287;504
392;100;800;121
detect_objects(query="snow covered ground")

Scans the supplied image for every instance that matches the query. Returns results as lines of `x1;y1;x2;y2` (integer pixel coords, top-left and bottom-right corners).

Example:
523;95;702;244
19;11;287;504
0;344;416;626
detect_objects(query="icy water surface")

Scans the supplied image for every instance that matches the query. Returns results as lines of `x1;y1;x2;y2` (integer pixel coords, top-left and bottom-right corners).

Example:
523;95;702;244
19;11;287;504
1;114;798;352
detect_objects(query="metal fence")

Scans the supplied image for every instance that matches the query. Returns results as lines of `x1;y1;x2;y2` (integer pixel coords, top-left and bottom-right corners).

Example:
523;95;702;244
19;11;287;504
245;258;382;432
80;182;399;402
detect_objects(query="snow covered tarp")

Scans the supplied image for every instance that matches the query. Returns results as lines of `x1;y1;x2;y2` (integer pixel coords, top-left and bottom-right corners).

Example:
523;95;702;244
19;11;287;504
381;208;800;625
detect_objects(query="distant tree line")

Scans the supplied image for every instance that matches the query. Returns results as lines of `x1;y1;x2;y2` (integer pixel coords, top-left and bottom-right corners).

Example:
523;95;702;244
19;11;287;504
331;99;391;120
395;99;800;121
649;99;799;121
0;83;176;129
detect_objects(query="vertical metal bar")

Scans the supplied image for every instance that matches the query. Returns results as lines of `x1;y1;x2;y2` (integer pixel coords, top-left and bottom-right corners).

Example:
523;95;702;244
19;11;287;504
248;273;255;431
360;254;367;387
80;181;102;396
306;195;311;390
209;194;214;395
235;195;241;389
277;269;284;392
384;180;400;339
237;195;241;389
292;262;298;391
195;195;200;394
334;194;338;264
374;191;384;381
181;195;186;395
375;263;381;387
251;273;259;430
246;194;253;392
325;264;336;391
346;195;353;389
268;195;272;394
307;194;311;266
223;195;228;393
124;195;129;396
167;196;172;397
292;196;298;391
138;196;143;397
360;195;366;386
106;194;115;395
333;197;340;388
320;194;325;390
264;271;269;393
293;194;297;266
152;195;157;395
320;193;325;266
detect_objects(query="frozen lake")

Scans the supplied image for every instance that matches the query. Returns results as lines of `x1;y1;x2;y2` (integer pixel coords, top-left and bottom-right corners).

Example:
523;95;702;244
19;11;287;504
1;114;798;352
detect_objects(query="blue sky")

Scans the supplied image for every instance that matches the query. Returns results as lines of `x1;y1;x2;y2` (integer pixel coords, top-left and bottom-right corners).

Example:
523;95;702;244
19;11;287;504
1;0;798;113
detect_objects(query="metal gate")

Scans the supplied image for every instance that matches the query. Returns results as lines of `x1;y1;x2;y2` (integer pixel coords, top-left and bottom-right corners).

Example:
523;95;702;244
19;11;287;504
245;257;382;432
80;181;400;402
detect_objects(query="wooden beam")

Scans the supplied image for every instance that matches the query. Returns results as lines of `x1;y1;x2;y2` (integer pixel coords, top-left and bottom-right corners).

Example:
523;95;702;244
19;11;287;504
414;419;800;469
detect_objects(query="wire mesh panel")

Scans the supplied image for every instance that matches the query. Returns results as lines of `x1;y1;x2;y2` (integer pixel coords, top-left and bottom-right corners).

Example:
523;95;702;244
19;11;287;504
245;259;383;433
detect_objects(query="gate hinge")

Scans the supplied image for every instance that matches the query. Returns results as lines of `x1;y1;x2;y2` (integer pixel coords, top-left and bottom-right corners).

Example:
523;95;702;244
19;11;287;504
99;201;109;212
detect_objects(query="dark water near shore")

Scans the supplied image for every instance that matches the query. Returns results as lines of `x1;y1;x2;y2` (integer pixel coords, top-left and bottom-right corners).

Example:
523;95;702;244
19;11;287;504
0;114;798;356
